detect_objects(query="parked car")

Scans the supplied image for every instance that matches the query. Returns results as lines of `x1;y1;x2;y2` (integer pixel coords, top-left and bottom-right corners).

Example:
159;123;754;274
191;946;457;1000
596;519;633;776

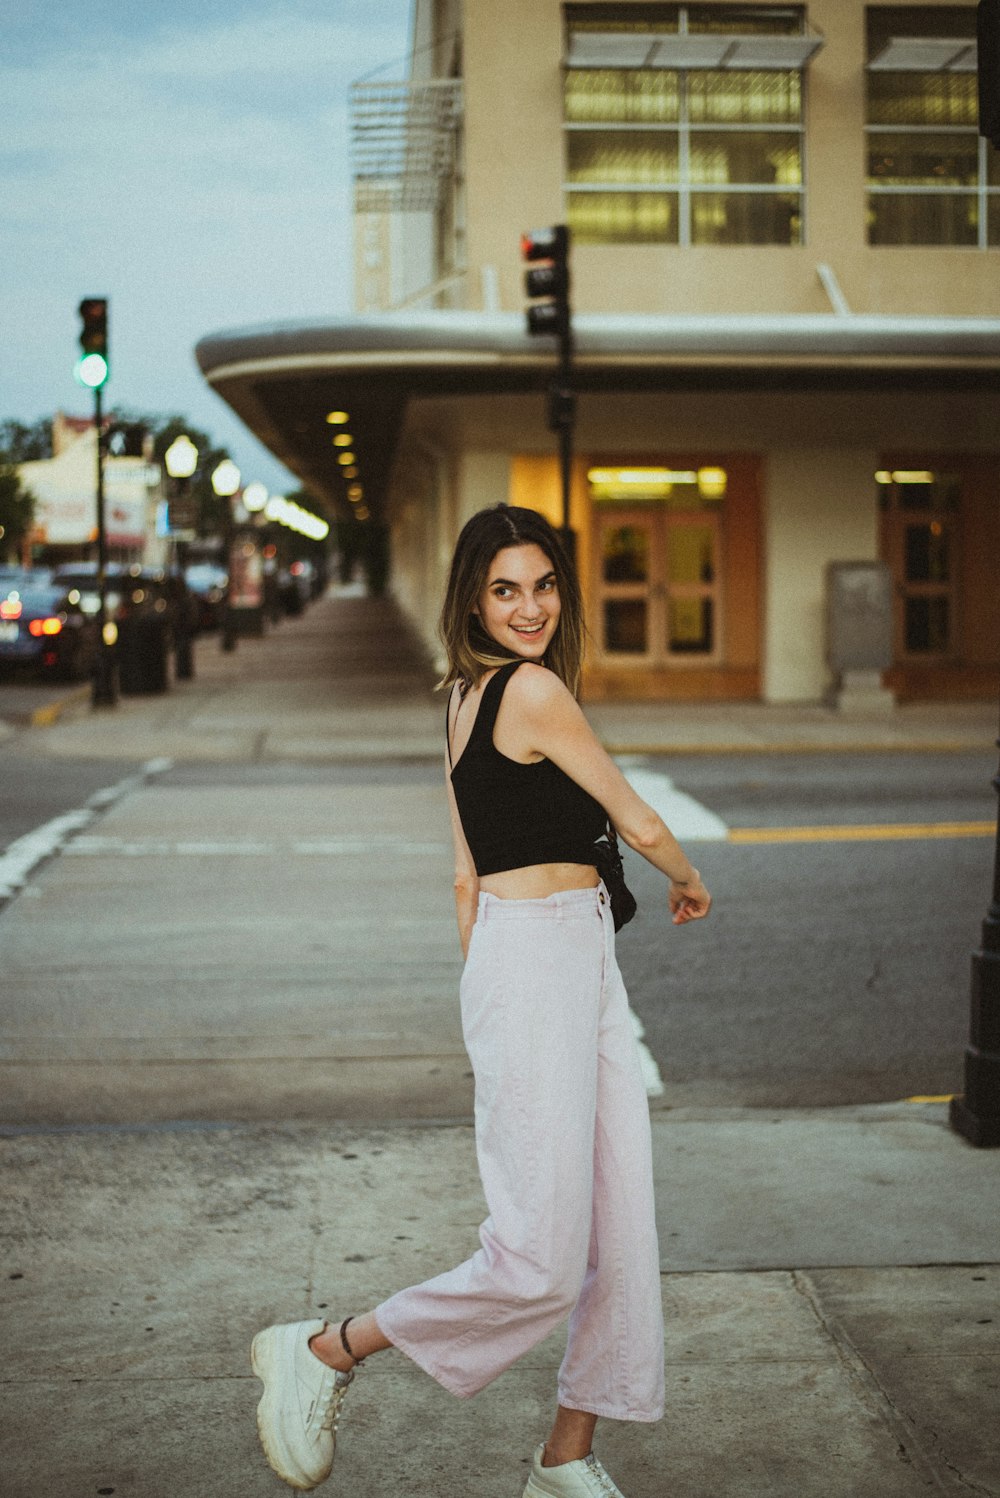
51;563;195;693
0;580;101;679
277;562;311;616
0;563;52;587
52;562;191;636
184;562;228;631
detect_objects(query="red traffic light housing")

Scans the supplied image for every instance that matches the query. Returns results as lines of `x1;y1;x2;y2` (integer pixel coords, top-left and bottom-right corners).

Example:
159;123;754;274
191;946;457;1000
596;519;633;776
521;225;570;337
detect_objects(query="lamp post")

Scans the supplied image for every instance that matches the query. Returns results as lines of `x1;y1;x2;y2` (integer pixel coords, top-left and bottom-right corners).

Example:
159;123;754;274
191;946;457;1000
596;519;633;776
164;434;198;680
212;459;241;652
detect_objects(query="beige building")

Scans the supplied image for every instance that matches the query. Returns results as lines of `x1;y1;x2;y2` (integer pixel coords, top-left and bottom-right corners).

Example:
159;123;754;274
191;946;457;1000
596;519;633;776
198;0;1000;702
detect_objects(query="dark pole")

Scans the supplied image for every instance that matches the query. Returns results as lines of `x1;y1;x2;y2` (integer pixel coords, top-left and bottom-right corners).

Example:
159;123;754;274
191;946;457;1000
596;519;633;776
551;232;576;565
950;707;1000;1146
950;0;1000;1144
221;495;237;653
172;476;194;680
91;383;117;707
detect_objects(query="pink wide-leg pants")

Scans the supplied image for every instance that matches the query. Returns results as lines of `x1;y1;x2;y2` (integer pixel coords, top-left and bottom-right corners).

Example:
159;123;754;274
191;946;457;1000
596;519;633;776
375;883;665;1421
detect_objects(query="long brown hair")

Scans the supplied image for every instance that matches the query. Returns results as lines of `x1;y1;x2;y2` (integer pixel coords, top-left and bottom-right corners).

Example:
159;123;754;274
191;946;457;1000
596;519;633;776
438;505;585;696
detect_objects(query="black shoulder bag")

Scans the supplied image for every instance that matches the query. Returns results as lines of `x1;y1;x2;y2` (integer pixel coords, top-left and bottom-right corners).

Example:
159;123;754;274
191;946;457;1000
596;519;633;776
592;821;637;933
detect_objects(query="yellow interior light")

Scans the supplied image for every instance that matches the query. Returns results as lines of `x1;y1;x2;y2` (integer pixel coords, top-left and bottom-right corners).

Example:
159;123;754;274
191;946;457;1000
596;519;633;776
343;466;358;479
333;433;353;447
355;505;370;521
697;466;727;500
891;470;935;483
347;484;363;500
326;411;350;424
875;470;893;484
337;452;356;466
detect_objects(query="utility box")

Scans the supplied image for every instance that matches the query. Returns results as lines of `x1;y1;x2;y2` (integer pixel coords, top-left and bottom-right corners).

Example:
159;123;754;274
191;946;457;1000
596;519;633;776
826;562;895;713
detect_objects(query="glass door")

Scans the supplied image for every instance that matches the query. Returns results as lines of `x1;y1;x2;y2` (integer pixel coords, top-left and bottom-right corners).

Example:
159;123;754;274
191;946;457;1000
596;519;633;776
596;510;660;661
595;508;721;665
664;513;719;658
880;470;960;659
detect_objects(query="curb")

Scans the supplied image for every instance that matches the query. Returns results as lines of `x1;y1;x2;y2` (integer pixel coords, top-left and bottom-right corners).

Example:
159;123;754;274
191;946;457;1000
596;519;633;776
28;684;91;728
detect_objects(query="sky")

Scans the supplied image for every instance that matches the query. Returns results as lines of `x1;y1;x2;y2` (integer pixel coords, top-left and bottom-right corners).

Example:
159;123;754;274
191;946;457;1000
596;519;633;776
1;0;412;493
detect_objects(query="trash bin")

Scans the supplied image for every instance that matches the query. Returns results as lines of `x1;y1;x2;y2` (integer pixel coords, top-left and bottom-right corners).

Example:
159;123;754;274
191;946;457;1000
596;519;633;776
825;561;894;713
117;616;170;694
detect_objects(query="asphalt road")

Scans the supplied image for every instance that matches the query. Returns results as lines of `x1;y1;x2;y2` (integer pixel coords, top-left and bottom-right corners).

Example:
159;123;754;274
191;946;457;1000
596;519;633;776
615;751;996;1108
2;746;995;1110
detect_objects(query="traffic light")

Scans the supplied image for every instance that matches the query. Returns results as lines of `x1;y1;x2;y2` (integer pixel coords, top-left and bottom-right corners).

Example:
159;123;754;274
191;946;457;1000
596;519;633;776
105;421;147;458
77;297;109;388
980;0;1000;147
521;225;570;337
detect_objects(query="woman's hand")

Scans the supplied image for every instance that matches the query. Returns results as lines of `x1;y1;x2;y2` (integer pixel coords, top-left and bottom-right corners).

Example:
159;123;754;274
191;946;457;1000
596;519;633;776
669;871;712;925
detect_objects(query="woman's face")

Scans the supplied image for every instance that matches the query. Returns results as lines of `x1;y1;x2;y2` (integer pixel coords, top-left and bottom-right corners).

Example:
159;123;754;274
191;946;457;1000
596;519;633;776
476;543;561;661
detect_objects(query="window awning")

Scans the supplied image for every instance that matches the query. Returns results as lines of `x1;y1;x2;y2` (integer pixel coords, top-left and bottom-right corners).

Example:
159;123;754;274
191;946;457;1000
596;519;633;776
867;37;978;72
565;29;824;70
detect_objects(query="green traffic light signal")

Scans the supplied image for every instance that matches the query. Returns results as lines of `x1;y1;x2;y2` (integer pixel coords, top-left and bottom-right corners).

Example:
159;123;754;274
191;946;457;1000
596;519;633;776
77;297;109;388
76;352;109;389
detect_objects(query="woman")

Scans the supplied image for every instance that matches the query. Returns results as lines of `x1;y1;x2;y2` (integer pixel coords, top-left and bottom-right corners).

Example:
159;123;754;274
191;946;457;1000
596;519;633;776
252;504;711;1496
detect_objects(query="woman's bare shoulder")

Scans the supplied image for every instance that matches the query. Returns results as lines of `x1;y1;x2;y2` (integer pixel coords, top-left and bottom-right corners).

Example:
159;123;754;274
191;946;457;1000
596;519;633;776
506;662;577;712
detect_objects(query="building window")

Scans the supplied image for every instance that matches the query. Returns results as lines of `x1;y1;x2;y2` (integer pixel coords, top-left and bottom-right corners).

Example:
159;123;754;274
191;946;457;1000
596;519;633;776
563;5;809;246
865;6;997;248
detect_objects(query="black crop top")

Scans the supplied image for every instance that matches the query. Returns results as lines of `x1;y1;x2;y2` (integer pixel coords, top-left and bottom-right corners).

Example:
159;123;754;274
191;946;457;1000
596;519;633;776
448;661;607;877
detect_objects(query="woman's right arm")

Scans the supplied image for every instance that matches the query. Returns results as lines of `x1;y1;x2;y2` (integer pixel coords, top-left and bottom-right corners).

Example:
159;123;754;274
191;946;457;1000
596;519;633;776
510;665;711;924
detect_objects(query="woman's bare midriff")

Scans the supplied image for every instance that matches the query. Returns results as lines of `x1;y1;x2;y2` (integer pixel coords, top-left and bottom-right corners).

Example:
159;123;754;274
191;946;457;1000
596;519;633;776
478;862;600;900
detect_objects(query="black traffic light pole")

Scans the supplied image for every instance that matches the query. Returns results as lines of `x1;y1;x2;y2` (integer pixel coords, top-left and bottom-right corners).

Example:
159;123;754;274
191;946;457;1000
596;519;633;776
948;0;1000;1146
950;724;1000;1147
77;297;117;708
91;384;117;707
522;225;576;557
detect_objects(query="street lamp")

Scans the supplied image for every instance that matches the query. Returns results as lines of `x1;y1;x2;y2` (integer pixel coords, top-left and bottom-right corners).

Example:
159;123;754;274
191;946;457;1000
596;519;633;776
212;459;241;652
163;434;199;680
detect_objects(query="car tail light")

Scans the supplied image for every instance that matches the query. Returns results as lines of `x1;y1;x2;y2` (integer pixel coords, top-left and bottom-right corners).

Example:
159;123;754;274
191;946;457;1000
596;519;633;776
0;600;22;620
28;617;63;637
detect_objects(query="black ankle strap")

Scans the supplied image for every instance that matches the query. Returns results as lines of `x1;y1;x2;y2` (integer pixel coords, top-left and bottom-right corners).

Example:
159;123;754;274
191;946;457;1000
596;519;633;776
339;1317;364;1365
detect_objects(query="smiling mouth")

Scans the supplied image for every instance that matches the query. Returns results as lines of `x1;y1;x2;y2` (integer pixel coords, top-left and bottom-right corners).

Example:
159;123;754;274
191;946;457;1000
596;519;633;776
511;623;545;637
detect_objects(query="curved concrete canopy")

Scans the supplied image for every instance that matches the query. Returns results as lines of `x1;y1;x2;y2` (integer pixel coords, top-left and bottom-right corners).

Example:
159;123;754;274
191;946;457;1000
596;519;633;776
197;309;1000;380
195;311;1000;519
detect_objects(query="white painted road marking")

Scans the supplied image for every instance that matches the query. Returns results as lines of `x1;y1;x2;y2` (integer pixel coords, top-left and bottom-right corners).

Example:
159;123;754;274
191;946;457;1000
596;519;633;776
62;837;451;857
0;759;173;904
618;762;729;841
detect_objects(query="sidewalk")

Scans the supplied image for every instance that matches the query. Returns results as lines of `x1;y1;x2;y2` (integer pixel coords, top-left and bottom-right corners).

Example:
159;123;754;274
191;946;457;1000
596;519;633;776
2;1111;998;1498
2;586;998;1497
16;584;997;761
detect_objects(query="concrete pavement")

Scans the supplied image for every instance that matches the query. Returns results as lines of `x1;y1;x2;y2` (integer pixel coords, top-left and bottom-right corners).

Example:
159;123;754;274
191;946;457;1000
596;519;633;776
2;585;999;1497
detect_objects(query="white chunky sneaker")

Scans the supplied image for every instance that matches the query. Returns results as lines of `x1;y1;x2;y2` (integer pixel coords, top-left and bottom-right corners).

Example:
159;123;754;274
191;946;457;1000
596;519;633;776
251;1319;354;1491
523;1442;628;1497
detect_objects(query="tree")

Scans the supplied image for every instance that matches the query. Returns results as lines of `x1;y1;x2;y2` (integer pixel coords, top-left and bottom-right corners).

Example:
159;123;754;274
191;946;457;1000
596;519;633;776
131;412;232;538
0;418;52;464
0;461;35;561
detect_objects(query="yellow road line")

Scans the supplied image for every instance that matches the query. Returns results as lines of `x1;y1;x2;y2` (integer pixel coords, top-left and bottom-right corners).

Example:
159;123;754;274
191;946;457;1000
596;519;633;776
905;1094;957;1104
602;741;987;757
727;821;994;845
